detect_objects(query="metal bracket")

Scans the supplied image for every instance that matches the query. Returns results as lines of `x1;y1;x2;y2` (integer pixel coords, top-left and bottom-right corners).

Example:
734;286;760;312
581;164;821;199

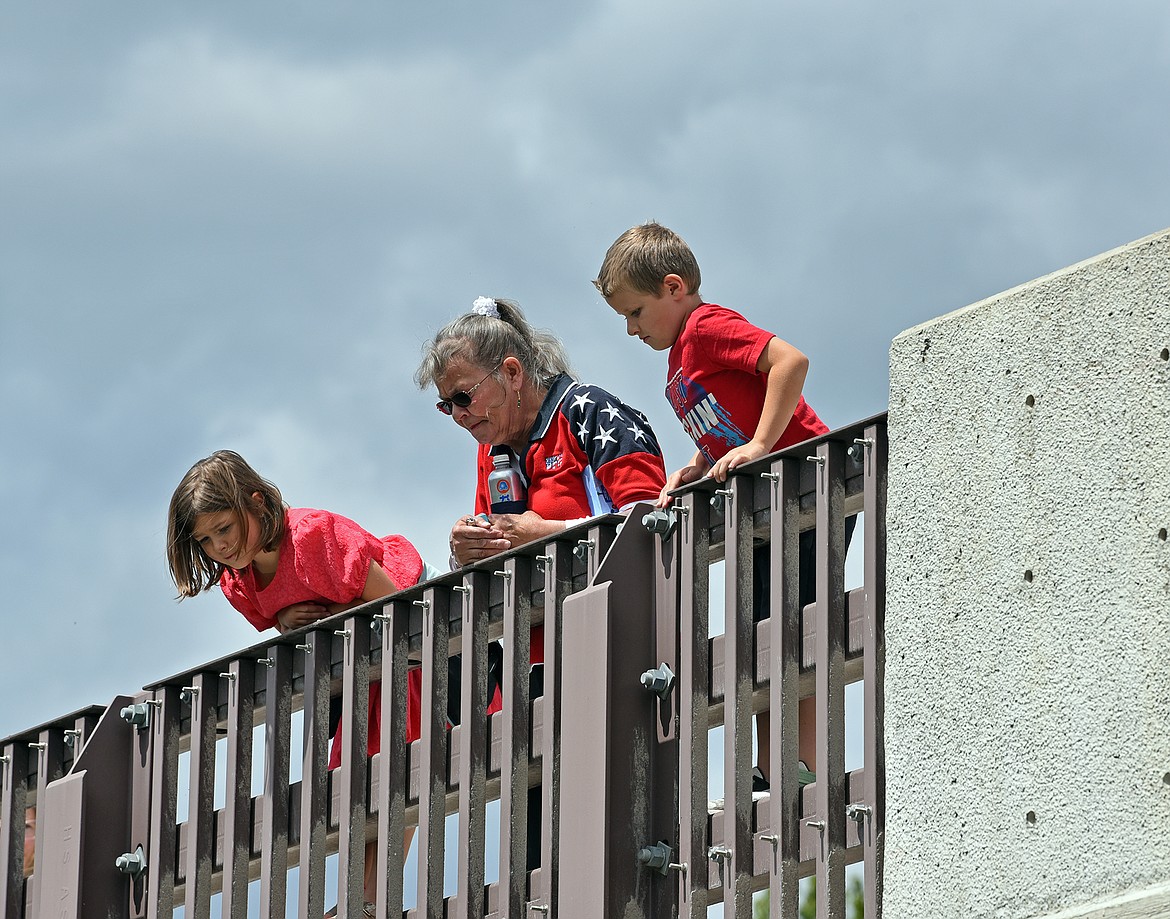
573;538;595;562
637;842;687;876
641;508;677;538
119;702;152;731
115;844;147;877
640;662;676;701
710;488;732;513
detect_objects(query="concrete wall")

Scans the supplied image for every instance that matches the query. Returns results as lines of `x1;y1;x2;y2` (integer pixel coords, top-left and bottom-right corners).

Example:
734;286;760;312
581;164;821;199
883;229;1170;918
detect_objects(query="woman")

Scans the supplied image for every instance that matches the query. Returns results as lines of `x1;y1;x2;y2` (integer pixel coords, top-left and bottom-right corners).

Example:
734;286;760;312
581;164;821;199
416;296;669;872
415;296;668;564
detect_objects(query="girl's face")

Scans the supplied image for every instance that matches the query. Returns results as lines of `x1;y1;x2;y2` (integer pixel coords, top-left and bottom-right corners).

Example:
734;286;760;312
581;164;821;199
192;498;264;570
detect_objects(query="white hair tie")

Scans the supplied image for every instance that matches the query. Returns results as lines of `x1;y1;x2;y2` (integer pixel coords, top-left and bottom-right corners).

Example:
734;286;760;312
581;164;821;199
471;296;500;318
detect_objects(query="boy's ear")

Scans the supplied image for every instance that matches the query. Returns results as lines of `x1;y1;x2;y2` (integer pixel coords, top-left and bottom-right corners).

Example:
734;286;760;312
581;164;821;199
662;274;688;300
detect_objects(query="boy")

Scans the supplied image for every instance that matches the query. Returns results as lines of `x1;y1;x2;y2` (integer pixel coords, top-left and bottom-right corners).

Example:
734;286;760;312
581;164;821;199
594;221;830;792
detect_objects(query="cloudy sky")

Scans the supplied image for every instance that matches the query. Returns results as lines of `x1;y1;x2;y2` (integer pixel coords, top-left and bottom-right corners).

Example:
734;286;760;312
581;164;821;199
2;0;1168;742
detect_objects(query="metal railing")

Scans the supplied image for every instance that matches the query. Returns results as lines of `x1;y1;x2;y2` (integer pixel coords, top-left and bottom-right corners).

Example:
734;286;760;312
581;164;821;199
0;413;886;919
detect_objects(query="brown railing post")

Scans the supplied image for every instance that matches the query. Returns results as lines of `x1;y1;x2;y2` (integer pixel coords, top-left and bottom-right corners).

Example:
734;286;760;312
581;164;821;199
145;685;179;919
812;440;848;919
336;613;371;919
677;490;711;919
297;629;333;919
537;540;574;918
454;571;491;919
721;474;755;918
183;671;220;919
220;659;255;919
416;586;451;918
498;556;533;918
259;644;292;919
765;455;804;917
27;724;65;914
374;597;411;917
1;740;30;919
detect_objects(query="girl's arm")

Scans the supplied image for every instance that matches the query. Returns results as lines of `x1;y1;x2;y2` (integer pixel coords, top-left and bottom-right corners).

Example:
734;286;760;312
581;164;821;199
324;560;400;614
707;336;809;482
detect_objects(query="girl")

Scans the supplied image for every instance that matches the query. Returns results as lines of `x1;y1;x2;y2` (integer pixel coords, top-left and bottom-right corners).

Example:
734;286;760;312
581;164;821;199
167;450;427;915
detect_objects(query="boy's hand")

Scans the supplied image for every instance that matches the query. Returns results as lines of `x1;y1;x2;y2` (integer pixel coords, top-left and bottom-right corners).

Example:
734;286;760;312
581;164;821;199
708;441;769;482
657;462;709;508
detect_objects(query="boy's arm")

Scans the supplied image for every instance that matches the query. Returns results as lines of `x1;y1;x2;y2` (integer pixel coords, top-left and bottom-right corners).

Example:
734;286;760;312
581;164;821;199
707;336;809;482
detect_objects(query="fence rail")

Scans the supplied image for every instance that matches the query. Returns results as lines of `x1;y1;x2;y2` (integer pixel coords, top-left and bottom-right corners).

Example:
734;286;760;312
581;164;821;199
0;413;886;919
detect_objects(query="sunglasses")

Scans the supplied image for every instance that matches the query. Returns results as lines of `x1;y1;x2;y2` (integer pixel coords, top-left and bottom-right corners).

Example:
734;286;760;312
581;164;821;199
436;363;502;415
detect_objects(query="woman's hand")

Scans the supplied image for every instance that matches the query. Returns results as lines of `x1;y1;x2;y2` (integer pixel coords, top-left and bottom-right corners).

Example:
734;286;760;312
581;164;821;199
449;514;511;566
275;602;329;633
483;510;563;548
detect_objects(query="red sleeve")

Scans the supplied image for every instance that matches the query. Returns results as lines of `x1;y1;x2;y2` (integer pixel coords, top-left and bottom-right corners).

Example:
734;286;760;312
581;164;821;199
289;511;386;603
595;451;667;509
377;534;424;591
693;306;774;374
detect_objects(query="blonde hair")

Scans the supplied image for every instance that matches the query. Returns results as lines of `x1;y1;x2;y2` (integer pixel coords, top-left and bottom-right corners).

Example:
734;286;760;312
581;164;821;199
415;298;573;392
593;222;702;299
166;451;285;598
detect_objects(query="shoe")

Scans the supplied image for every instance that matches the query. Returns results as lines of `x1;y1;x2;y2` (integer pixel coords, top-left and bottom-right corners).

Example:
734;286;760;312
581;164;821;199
752;763;816;790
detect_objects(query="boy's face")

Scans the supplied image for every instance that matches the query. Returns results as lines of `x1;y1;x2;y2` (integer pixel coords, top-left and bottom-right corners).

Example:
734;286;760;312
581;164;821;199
606;275;690;352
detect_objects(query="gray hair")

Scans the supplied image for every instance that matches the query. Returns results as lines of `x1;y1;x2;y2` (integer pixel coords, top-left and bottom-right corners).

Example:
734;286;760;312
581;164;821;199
415;298;573;392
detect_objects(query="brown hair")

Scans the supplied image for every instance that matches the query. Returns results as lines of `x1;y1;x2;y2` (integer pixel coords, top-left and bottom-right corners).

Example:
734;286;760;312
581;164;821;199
166;450;285;598
593;222;702;299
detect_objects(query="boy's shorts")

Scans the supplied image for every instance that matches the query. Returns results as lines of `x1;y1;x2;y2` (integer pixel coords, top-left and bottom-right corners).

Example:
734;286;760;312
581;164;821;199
752;516;857;622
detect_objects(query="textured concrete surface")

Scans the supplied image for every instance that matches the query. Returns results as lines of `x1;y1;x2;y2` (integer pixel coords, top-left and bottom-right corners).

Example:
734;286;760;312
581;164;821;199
883;228;1170;918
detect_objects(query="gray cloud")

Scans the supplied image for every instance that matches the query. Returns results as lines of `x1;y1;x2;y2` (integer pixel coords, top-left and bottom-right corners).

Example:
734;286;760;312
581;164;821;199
3;0;1169;735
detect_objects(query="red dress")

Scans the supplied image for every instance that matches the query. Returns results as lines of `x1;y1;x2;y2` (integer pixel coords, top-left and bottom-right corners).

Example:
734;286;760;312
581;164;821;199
218;508;425;760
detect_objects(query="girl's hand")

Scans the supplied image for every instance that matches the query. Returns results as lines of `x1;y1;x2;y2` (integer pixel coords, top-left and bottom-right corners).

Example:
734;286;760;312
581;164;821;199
275;602;328;632
657;462;709;508
449;514;510;566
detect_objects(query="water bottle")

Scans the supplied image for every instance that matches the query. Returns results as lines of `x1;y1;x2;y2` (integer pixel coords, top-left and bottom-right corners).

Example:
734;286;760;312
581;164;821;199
487;452;527;514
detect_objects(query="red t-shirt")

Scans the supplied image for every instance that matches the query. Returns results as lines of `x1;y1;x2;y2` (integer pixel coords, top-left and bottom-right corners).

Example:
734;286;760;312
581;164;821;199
219;508;426;751
666;303;827;464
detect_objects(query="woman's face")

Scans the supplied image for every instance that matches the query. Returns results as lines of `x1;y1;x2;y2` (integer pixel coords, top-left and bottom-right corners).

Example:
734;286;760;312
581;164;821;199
437;357;528;448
